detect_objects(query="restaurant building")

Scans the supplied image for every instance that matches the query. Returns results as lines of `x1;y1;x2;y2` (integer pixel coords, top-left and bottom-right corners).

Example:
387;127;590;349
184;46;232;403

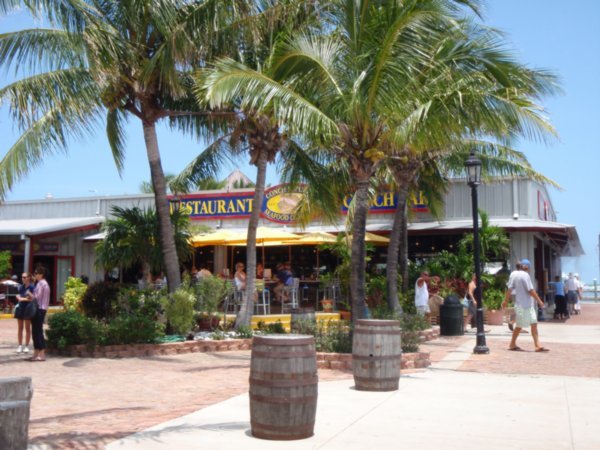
0;176;583;304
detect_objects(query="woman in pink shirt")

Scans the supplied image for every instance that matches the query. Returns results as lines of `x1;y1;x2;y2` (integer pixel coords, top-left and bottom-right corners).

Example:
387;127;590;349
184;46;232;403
29;266;51;362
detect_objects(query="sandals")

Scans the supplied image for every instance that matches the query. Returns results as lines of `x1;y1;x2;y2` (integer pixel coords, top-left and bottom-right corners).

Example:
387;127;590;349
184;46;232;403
25;356;46;362
535;347;550;352
508;346;524;351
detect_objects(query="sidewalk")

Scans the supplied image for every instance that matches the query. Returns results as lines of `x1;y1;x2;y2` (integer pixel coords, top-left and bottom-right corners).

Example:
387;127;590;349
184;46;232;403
1;305;599;449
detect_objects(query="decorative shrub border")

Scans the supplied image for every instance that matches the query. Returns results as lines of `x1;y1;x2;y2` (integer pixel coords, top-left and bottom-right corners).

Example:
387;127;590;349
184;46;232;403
317;351;431;371
48;327;438;370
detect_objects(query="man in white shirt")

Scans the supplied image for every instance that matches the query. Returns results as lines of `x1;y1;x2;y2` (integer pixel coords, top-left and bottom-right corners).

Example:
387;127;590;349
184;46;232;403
565;273;579;316
502;259;548;352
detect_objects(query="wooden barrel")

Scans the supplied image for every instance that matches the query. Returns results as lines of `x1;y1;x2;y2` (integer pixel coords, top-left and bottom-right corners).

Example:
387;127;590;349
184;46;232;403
352;319;402;391
0;377;33;450
250;335;318;440
290;307;316;333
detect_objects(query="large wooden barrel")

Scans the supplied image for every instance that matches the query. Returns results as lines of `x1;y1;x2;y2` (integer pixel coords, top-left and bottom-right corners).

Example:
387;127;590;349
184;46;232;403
290;307;316;333
249;335;318;440
0;377;33;450
352;319;402;391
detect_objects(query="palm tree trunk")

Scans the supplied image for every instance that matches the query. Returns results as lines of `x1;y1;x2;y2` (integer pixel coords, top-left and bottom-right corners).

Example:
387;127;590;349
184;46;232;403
350;179;370;322
399;200;410;293
235;150;268;328
142;122;181;292
386;189;408;312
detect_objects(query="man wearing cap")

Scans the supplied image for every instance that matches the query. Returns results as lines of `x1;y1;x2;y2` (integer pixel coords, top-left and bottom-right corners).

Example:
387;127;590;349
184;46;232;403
502;259;549;352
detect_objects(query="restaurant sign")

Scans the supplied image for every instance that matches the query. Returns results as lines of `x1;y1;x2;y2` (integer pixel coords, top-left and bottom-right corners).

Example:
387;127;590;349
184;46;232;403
171;184;427;224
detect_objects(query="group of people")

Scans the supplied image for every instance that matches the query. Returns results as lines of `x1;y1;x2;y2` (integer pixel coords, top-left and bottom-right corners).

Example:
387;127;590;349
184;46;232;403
12;266;51;362
414;258;551;353
230;260;294;304
550;272;583;320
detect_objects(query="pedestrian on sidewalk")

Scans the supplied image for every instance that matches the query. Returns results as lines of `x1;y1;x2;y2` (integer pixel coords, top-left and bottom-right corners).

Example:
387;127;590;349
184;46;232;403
550;275;567;320
565;273;578;317
502;259;548;352
14;272;34;353
28;266;51;362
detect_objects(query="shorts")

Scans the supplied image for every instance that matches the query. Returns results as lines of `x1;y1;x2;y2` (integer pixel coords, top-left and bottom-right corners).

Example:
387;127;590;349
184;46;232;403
416;304;430;316
514;305;537;329
14;301;28;320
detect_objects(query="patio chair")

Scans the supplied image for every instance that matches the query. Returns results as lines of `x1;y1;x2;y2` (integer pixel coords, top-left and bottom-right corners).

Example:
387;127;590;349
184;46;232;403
254;280;271;315
281;278;300;313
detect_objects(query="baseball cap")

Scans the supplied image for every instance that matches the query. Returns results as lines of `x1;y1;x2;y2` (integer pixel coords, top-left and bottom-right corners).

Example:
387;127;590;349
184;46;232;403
520;259;531;268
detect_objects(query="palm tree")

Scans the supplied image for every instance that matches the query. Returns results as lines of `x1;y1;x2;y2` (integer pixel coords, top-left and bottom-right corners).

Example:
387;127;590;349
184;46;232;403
95;206;192;283
376;17;560;309
0;0;269;292
199;0;491;321
177;3;322;327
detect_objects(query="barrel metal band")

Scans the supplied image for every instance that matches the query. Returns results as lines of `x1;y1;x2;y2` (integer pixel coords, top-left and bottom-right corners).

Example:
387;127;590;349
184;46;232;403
249;376;318;387
251;350;316;358
354;329;401;335
253;337;315;346
250;393;318;404
251;421;315;433
352;354;402;361
354;376;399;383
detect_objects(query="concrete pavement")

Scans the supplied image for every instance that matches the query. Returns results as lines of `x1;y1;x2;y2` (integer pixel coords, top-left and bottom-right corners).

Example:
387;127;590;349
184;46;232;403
106;306;600;450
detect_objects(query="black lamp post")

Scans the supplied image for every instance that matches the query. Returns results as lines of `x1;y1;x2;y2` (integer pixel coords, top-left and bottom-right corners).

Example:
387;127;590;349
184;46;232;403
170;193;181;213
465;150;489;354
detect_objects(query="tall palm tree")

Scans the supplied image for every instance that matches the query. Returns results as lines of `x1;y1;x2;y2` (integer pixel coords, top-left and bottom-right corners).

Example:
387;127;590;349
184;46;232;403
376;17;560;309
0;0;267;292
177;2;322;327
199;0;488;321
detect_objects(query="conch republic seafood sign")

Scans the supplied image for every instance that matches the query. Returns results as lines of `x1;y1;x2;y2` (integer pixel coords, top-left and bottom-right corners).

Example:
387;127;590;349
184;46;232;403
170;184;428;224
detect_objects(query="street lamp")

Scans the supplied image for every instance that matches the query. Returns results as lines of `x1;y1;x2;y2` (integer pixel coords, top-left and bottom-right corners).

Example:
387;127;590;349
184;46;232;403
465;150;489;354
170;193;181;213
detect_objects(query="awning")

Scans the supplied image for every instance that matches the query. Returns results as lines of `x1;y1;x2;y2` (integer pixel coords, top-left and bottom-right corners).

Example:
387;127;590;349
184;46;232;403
0;217;105;238
367;218;584;257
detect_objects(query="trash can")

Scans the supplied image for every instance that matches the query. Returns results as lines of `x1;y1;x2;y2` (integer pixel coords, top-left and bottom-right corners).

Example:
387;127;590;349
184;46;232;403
439;295;464;336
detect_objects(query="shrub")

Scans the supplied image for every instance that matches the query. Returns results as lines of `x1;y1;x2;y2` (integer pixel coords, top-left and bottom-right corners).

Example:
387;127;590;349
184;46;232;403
194;275;229;313
399;313;428;353
314;320;352;353
46;310;105;349
104;314;164;345
81;281;122;320
63;277;88;311
235;325;254;339
257;320;287;334
164;287;195;335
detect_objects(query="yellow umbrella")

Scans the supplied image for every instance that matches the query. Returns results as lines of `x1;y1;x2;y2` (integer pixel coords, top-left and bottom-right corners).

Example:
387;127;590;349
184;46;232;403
191;229;244;247
342;232;390;245
225;227;301;244
286;231;338;245
225;227;302;266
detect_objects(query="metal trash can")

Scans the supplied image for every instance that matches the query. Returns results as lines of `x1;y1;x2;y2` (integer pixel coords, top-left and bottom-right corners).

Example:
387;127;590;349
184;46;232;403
439;295;464;336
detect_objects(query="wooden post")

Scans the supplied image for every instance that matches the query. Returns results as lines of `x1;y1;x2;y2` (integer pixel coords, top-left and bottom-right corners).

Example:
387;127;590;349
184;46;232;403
0;377;33;450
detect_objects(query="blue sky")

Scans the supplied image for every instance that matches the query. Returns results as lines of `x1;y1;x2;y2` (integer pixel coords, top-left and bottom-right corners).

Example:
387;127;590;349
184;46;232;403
1;1;599;283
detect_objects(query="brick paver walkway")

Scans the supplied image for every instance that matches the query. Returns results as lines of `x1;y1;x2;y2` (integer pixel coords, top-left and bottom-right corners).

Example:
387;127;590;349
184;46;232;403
1;303;598;449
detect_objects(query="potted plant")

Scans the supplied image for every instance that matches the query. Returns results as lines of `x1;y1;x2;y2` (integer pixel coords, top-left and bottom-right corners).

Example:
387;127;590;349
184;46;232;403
337;299;352;320
321;298;334;313
194;275;228;331
483;288;505;325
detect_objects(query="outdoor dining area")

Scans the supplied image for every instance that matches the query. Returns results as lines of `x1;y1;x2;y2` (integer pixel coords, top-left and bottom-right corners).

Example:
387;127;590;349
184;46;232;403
191;227;390;317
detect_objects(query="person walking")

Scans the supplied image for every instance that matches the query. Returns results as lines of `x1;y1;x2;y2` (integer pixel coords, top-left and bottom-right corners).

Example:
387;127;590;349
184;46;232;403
14;272;34;353
502;259;548;352
414;271;431;320
550;275;567;320
28;266;51;362
565;273;578;317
